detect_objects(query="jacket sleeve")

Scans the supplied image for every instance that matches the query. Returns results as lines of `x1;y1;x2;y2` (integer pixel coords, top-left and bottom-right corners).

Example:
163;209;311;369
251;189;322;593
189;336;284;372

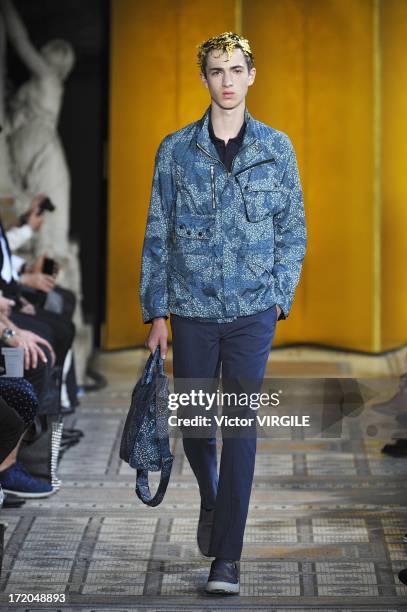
272;136;307;320
139;137;174;324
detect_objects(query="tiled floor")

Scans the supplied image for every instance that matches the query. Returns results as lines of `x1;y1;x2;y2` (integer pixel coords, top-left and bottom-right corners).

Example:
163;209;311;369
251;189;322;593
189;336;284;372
0;346;406;610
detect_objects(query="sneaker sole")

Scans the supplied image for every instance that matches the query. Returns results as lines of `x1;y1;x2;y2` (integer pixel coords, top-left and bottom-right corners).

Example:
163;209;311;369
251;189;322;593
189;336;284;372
205;580;240;594
2;488;57;499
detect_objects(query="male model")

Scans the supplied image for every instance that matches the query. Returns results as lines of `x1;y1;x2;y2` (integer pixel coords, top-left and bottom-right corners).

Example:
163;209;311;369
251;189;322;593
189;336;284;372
140;32;306;595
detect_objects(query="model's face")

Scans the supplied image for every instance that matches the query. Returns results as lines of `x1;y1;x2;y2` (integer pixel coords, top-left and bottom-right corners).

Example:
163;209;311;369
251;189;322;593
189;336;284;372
201;47;256;110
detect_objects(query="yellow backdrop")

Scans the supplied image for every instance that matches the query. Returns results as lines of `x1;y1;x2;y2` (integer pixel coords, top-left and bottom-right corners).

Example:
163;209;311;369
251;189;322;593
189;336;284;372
104;0;407;353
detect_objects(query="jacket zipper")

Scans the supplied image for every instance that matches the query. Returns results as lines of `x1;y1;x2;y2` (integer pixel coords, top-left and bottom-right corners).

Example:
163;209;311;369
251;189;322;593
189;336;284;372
197;139;273;178
210;165;216;209
234;157;275;177
197;141;275;205
197;142;224;168
229;138;256;175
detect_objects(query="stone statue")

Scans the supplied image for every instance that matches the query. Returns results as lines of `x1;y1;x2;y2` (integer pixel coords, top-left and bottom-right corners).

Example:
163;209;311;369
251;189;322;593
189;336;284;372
0;10;14;197
0;0;91;385
1;0;74;255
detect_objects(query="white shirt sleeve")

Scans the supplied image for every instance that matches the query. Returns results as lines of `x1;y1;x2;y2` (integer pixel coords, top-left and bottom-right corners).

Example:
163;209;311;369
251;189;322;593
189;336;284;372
11;254;26;280
6;224;34;250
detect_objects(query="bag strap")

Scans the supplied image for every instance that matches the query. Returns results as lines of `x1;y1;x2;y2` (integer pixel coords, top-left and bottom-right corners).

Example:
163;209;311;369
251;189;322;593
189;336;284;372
135;414;174;506
140;347;164;386
135;457;173;507
136;356;173;506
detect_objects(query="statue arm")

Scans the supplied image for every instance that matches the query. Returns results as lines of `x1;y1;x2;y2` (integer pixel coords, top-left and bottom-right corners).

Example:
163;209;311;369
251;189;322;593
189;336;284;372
0;0;50;78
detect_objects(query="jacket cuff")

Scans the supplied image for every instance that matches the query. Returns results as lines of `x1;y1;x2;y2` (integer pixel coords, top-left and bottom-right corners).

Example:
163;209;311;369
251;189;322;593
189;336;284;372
143;312;169;325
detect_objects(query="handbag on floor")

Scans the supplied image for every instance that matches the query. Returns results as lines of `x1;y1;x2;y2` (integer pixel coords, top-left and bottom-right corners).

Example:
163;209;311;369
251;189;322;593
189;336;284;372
18;414;64;490
119;347;173;507
17;363;65;490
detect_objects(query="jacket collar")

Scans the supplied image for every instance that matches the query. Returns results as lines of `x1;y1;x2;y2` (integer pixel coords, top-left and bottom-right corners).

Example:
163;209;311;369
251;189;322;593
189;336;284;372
196;106;223;162
195;105;276;174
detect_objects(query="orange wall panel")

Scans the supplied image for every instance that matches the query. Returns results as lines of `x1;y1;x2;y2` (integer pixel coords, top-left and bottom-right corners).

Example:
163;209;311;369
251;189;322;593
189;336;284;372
105;0;177;348
105;0;406;353
234;0;375;350
381;0;407;349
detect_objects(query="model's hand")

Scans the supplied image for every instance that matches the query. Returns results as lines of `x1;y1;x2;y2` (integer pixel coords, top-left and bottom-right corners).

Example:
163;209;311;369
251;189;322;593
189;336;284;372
145;317;168;359
276;305;282;319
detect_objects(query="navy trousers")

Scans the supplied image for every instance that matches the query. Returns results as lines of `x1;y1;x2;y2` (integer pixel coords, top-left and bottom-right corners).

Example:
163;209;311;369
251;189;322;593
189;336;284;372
170;305;277;560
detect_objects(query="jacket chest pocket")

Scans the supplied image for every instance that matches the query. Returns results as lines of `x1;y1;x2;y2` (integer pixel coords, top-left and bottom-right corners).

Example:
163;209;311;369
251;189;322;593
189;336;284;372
242;182;283;222
172;214;215;253
174;164;214;214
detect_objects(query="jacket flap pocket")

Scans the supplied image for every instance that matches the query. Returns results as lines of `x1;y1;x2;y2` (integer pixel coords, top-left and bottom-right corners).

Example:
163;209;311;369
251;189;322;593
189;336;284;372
174;214;215;240
242;189;282;222
244;180;280;192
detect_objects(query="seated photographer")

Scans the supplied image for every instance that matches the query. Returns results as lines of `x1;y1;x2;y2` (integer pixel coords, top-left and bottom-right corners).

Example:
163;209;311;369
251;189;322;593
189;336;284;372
0;298;57;499
5;195;76;320
16;255;78;409
0;296;58;414
0;294;54;370
0;210;79;410
19;254;76;321
0;217;77;401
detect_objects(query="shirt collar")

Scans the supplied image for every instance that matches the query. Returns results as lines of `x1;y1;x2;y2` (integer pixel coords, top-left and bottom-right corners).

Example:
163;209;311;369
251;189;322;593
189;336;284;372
208;109;246;147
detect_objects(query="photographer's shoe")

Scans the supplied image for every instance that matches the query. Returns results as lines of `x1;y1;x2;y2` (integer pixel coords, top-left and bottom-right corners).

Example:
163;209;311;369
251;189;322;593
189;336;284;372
381;439;407;457
205;558;240;595
197;504;215;557
2;492;26;508
0;461;54;498
398;568;407;585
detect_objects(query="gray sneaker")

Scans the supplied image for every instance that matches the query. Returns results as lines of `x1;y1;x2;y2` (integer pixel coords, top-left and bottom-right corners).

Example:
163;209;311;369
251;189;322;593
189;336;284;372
205;558;240;595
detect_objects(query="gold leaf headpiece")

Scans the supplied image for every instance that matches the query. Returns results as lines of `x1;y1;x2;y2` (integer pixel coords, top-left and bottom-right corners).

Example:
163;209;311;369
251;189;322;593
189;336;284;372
197;31;254;74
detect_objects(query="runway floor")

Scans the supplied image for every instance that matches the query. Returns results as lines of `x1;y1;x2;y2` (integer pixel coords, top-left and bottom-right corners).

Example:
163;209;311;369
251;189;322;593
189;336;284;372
0;346;406;610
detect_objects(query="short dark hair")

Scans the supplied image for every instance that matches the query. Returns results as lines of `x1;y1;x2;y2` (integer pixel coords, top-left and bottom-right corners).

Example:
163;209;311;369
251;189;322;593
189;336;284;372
197;32;254;76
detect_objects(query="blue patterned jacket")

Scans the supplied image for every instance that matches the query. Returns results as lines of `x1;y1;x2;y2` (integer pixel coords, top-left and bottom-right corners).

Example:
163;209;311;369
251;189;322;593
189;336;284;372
140;106;306;324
